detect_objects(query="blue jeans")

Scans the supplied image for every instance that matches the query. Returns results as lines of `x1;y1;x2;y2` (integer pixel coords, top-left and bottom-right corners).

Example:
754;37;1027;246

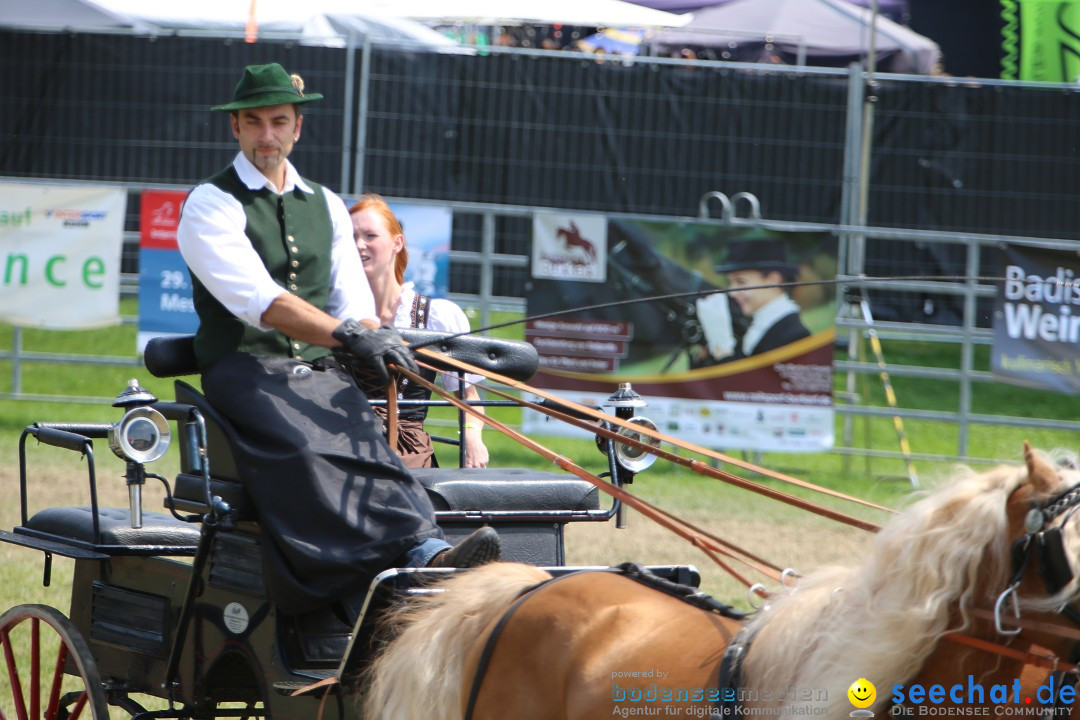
401;537;452;568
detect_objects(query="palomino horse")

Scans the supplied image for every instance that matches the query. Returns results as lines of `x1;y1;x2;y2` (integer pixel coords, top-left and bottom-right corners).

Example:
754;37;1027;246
363;445;1080;720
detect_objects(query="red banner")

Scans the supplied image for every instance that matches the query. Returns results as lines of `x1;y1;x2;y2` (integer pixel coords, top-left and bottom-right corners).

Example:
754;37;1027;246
139;190;186;249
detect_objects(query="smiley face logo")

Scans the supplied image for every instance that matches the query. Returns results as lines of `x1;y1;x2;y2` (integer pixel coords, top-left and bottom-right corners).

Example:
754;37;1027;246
848;678;876;709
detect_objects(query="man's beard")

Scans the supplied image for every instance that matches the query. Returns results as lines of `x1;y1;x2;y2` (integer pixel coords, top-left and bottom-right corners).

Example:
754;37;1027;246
251;145;284;171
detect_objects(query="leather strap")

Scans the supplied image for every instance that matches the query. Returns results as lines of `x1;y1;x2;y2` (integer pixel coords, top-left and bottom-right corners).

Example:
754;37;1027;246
463;576;562;720
942;632;1080;673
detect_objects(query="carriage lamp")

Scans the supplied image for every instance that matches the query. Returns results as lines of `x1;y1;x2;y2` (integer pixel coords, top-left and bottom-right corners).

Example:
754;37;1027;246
108;406;171;465
108;379;171;529
612;417;661;474
602;383;660;474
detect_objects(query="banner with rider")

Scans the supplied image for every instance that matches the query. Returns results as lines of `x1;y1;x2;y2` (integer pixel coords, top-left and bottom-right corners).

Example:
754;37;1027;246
0;182;125;329
524;217;837;452
991;243;1080;394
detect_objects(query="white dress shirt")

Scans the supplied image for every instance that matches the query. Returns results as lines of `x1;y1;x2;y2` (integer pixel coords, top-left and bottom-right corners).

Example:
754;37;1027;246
177;152;375;331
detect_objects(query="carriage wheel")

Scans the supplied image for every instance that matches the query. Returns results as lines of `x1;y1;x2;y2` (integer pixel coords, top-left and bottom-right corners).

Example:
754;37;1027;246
0;604;108;720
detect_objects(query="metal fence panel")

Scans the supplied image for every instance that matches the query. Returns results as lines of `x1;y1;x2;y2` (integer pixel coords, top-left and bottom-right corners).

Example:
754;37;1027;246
0;31;348;186
4;30;1080;463
360;47;850;221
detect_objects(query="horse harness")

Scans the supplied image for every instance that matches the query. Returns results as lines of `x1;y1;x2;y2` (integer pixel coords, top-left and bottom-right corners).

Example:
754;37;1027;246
462;563;745;720
997;480;1080;717
892;479;1080;718
719;479;1080;720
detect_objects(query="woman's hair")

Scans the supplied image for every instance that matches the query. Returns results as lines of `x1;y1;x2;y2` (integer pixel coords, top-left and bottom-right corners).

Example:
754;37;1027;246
349;193;408;285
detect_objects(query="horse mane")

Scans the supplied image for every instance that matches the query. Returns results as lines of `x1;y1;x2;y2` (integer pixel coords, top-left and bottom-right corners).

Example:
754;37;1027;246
361;563;552;720
742;458;1035;715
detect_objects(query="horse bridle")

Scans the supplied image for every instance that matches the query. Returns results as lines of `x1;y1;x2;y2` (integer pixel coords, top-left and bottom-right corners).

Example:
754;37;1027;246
998;480;1080;634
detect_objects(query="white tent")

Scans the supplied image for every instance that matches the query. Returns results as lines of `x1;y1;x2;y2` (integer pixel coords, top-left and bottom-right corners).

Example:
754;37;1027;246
85;0;689;34
354;0;691;27
0;0;152;32
79;0;464;47
652;0;939;74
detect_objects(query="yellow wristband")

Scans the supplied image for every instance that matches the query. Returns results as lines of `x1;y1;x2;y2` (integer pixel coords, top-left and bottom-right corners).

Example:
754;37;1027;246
464;421;483;431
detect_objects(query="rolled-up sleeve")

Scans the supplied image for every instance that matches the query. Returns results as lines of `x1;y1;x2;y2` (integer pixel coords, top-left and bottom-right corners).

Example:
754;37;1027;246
324;188;377;322
177;183;286;330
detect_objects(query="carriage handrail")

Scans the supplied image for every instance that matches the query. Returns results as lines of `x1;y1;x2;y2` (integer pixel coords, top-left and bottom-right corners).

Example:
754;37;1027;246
19;425;102;544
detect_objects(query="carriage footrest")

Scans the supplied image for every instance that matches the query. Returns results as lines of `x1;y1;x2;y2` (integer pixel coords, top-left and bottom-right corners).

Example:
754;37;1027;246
19;506;200;555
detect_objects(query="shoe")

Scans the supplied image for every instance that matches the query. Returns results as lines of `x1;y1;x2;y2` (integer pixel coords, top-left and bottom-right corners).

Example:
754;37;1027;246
427;527;501;568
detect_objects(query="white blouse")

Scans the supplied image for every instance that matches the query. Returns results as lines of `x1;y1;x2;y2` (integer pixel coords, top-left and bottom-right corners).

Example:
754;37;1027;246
395;283;482;392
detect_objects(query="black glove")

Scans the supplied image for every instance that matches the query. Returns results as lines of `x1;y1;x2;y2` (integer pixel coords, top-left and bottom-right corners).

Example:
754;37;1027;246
331;320;419;386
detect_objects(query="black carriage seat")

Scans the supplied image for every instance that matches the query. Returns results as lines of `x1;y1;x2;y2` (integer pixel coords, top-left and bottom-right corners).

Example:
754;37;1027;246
143;333;600;532
19;506;201;556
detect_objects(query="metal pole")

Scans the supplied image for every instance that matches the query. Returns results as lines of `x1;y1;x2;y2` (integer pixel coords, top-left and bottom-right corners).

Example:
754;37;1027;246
839;63;865;470
352;37;372;194
854;0;879;276
480;212;496;331
340;33;357;194
958;240;980;457
12;326;23;396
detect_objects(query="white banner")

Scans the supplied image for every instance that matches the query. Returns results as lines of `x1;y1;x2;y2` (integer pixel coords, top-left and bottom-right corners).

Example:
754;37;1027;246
532;212;607;283
0;183;125;329
523;391;834;452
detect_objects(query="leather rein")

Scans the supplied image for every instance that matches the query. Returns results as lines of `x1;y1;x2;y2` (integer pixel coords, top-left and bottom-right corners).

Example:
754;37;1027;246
391;351;1080;682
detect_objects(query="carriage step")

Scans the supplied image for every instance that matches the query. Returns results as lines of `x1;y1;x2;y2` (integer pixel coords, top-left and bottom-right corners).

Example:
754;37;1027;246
272;674;337;696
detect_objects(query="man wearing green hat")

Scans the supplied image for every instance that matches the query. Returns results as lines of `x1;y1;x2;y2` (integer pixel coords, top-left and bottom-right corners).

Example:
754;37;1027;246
177;63;500;616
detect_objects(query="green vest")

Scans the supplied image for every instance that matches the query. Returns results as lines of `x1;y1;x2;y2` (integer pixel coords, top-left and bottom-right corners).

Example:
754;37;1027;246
189;166;334;370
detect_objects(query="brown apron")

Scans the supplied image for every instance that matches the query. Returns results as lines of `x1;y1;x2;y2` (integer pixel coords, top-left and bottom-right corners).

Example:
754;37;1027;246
360;292;439;469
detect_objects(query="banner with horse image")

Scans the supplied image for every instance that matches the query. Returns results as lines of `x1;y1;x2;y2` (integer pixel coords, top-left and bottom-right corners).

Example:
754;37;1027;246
532;212;607;284
524;218;837;452
991;243;1080;394
0;182;125;329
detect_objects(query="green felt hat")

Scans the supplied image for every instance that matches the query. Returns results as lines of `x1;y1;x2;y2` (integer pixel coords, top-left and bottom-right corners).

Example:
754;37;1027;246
211;63;323;112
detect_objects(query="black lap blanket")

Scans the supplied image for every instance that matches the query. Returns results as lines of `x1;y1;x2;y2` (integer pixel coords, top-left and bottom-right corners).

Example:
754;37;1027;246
201;352;442;614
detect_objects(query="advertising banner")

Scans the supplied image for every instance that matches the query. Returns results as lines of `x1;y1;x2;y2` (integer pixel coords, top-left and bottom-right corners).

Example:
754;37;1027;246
524;218;837;452
388;202;453;298
137;190;197;352
0;183;125;329
1001;0;1080;83
992;243;1080;394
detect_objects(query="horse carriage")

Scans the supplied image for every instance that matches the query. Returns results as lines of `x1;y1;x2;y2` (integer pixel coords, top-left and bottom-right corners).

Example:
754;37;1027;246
5;327;1080;720
0;331;695;720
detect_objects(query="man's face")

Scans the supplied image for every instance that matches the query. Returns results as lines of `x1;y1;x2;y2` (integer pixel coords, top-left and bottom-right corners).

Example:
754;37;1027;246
728;269;784;316
230;104;302;182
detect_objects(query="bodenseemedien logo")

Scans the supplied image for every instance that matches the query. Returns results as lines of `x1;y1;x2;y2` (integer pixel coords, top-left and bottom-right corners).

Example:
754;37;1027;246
849;678;876;717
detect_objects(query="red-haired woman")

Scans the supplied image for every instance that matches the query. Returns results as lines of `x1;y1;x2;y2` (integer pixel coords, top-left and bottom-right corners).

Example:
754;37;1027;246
348;194;489;469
